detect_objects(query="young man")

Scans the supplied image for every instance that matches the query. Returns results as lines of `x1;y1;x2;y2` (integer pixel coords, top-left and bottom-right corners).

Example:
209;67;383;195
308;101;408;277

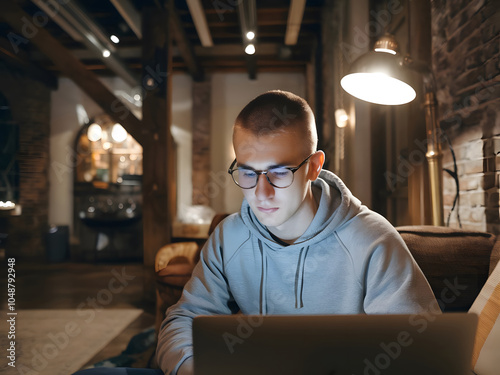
73;90;437;375
155;90;438;375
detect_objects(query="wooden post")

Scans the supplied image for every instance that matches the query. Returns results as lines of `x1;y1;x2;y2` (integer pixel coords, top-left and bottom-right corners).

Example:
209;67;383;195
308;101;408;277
141;7;175;298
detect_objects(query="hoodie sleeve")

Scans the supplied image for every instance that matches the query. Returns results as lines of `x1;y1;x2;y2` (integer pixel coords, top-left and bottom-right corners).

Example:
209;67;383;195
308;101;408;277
155;225;239;375
361;226;440;314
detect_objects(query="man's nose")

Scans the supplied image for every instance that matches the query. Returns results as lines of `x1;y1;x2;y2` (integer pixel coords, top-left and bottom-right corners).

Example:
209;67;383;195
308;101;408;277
255;174;275;200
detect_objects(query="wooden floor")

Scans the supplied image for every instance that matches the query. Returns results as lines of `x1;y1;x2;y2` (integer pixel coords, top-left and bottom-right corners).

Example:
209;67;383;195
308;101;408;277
0;260;157;370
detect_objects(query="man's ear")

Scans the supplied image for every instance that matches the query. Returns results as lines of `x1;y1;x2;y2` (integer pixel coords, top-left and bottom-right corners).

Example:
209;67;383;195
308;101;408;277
307;151;325;181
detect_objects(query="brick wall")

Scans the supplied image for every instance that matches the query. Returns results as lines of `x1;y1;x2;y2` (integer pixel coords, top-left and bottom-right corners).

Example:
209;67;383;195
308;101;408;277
0;64;51;260
432;0;500;232
191;80;211;206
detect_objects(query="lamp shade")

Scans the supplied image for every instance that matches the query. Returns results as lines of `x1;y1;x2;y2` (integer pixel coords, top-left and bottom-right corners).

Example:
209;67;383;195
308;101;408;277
341;51;416;105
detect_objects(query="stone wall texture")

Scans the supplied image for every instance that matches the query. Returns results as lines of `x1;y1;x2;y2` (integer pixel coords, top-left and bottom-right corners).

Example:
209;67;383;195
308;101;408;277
432;0;500;232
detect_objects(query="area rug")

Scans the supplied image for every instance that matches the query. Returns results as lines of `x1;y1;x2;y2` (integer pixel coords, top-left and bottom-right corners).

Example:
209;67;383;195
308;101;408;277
0;308;142;375
87;326;157;369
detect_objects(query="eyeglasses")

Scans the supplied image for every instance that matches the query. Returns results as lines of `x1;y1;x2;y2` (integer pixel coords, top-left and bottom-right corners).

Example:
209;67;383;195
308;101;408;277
228;153;314;189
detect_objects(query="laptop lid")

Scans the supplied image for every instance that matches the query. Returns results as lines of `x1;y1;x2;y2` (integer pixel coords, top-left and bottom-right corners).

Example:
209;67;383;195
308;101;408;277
193;313;477;375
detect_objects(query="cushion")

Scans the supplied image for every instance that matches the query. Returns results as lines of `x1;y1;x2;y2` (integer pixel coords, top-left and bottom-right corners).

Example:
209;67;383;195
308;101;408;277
397;226;495;312
156;262;195;287
469;261;500;375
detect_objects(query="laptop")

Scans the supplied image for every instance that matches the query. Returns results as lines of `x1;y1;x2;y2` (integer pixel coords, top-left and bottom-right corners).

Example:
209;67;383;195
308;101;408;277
193;313;477;375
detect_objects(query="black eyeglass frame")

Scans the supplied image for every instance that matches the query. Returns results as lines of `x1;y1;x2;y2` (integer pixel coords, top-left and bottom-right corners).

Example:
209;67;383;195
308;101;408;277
227;153;315;189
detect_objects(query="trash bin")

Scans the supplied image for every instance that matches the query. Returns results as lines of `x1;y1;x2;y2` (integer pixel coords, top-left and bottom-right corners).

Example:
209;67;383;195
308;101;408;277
46;225;69;262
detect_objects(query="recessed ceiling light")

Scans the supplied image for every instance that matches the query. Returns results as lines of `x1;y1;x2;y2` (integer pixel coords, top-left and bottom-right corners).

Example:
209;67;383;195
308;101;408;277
246;31;255;40
110;35;120;44
245;44;256;55
102;49;111;58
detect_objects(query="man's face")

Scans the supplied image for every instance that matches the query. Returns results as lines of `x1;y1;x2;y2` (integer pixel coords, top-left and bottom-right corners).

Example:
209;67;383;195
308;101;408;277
233;127;313;231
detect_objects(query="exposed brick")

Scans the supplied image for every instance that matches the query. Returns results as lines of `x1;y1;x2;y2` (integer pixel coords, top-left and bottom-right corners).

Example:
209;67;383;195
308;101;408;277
465;139;486;159
461;172;496;190
486;188;500;207
470;206;487;223
481;6;500;43
483;36;500;61
461;222;487;232
485;208;500;223
448;0;475;20
495;155;500;171
460;190;486;207
460;188;499;208
486;223;500;235
0;65;51;261
192;81;212;206
443;191;457;206
463;159;484;174
460;175;480;190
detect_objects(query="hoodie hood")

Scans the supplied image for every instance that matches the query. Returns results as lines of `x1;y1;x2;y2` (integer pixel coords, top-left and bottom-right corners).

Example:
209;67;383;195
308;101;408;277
240;169;362;250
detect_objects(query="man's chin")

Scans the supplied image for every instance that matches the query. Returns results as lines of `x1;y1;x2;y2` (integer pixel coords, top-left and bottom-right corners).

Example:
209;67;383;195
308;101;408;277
255;214;284;229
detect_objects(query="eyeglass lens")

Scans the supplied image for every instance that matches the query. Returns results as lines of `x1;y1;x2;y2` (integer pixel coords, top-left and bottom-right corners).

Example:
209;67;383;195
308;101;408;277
233;167;293;188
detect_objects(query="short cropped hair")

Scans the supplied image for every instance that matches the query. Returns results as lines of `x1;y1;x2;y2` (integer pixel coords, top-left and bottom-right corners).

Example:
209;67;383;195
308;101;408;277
234;90;318;153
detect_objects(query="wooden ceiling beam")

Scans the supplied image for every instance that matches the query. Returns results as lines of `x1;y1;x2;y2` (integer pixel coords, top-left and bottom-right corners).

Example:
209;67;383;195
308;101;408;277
186;0;213;47
0;37;57;89
109;0;142;39
1;0;145;144
285;0;306;45
170;1;204;81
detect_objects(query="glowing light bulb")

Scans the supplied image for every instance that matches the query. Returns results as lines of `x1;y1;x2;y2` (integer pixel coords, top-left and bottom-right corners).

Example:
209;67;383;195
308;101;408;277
111;123;127;143
245;44;255;55
87;123;102;142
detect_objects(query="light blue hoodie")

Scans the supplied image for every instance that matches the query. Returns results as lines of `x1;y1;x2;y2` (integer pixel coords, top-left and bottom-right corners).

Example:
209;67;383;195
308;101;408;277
156;170;438;374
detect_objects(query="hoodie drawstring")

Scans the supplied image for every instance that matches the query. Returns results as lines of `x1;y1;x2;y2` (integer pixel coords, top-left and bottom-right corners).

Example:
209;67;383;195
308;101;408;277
259;241;310;312
258;240;268;315
295;246;310;308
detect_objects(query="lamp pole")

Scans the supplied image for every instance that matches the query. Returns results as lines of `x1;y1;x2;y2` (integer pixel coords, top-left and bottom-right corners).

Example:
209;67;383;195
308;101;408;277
403;56;444;226
423;91;444;226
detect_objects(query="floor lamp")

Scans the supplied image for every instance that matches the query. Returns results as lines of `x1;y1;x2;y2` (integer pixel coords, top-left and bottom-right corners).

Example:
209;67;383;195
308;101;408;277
340;34;444;226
